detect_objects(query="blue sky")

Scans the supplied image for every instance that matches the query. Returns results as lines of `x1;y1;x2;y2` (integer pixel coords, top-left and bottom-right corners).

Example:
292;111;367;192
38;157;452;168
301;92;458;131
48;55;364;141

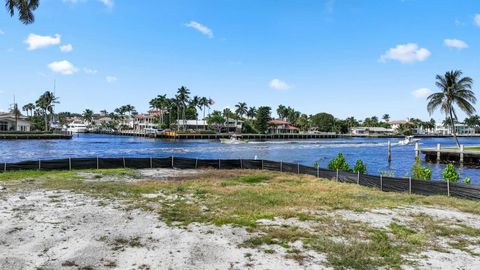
1;0;480;121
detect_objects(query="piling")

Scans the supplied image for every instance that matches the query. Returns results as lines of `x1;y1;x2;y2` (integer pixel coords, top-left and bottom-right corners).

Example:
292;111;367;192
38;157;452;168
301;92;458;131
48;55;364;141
436;144;441;162
415;142;420;158
460;144;464;164
387;141;391;163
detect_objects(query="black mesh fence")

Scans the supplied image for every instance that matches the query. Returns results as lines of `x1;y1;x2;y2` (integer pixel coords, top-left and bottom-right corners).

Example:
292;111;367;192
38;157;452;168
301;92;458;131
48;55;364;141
1;157;480;200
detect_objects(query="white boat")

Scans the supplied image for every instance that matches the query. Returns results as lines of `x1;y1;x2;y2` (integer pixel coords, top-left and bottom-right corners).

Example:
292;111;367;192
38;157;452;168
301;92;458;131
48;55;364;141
66;121;88;133
220;135;247;144
398;136;420;145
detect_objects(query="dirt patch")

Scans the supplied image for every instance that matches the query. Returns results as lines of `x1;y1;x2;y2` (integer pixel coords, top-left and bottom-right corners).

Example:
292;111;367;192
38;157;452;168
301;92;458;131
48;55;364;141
0;190;329;270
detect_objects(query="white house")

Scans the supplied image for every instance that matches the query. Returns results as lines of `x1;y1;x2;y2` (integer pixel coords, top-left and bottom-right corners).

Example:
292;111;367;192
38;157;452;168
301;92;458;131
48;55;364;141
433;124;476;135
0;112;32;132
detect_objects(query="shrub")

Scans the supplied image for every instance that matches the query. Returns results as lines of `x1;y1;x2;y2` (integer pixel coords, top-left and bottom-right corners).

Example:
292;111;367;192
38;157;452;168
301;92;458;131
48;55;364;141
411;157;432;181
353;160;367;174
313;162;319;168
328;153;352;172
442;164;459;183
464;177;471;184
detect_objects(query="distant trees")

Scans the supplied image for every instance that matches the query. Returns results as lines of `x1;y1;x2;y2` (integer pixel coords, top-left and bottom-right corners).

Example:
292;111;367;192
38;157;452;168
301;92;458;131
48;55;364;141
83;109;94;123
310;113;335;132
22;103;35;117
427;70;476;147
6;0;39;24
254;106;272;133
235;102;248;119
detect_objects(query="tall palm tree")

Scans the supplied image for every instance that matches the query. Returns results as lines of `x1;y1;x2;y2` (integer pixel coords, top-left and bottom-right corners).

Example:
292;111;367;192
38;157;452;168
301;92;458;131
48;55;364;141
199;97;210;120
83;109;94;124
427;70;476;147
191;96;202;129
176;86;191;130
235;102;248;119
22;103;35;117
36;91;59;131
246;106;257;119
5;0;39;24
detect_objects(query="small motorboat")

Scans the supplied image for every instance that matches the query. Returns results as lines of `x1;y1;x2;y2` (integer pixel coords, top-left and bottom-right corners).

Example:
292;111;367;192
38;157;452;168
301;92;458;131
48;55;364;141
220;135;247;144
398;136;420;146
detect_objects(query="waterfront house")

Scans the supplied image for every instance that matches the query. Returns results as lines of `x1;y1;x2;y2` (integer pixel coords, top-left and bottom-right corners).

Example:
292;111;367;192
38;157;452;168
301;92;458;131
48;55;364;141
433;124;476;136
268;119;299;134
389;119;409;131
350;127;393;135
0;112;32;132
133;109;164;131
176;120;208;130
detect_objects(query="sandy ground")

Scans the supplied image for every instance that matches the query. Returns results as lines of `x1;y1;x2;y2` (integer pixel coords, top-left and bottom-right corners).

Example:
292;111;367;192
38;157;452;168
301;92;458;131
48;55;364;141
0;169;479;269
0;189;328;270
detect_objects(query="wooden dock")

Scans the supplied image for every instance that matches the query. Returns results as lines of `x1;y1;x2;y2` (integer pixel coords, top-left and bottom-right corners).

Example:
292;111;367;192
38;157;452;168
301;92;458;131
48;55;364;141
420;144;480;164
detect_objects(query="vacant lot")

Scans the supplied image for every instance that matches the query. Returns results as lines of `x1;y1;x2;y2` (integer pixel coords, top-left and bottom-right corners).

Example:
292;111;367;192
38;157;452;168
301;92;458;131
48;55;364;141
1;168;479;269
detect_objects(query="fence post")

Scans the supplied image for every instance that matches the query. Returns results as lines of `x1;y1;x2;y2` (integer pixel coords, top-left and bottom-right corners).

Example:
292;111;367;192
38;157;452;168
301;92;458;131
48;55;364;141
447;180;450;197
150;157;153;169
122;157;126;168
171;156;174;168
380;175;383;191
261;160;264;170
96;156;99;170
38;160;41;170
357;171;360;185
280;161;283;172
409;177;412;194
297;163;300;174
3;162;6;172
336;169;339;182
195;158;198;169
69;158;72;171
317;166;320;178
218;159;221;169
436;144;441;162
460;144;464;164
240;159;243;169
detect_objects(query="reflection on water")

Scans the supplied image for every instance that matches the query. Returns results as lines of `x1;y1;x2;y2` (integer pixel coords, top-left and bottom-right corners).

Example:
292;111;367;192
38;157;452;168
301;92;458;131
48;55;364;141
1;134;479;183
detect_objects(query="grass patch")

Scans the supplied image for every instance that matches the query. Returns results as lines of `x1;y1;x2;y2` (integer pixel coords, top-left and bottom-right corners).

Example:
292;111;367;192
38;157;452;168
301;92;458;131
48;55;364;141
2;168;480;269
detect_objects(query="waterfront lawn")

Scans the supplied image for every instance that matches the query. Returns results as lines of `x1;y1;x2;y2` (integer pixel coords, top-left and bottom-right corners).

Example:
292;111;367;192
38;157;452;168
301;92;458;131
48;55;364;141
1;169;480;269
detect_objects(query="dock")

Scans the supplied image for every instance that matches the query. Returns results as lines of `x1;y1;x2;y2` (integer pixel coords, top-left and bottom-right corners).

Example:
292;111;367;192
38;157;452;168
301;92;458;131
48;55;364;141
420;144;480;164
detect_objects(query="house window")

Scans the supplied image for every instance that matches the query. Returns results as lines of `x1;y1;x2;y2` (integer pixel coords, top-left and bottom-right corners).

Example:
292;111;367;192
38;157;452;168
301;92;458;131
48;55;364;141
0;121;7;131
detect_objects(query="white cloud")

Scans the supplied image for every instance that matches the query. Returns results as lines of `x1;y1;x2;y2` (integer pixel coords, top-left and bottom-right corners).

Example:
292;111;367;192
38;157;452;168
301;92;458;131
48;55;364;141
106;75;117;83
99;0;113;7
474;14;480;27
59;44;73;53
444;39;468;49
25;33;61;50
0;29;4;35
185;21;213;38
47;60;78;75
412;88;432;99
84;68;98;74
380;43;431;64
269;79;292;91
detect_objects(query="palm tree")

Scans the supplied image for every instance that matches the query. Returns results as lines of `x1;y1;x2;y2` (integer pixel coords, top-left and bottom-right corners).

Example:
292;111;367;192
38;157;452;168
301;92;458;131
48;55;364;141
22;103;35;117
176;86;191;130
382;114;390;123
235;102;248;119
199;97;210;120
83;109;94;124
191;96;202;129
35;91;59;131
246;106;257;119
6;0;39;24
427;70;476;147
149;94;168;125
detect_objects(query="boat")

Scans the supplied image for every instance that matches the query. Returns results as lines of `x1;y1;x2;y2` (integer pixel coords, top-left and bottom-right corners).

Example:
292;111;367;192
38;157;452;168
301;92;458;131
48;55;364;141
398;136;420;146
220;134;247;144
66;121;88;133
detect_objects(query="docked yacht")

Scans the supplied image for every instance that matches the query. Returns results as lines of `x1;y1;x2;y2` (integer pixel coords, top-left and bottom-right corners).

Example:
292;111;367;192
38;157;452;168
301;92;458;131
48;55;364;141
66;121;88;133
398;136;420;146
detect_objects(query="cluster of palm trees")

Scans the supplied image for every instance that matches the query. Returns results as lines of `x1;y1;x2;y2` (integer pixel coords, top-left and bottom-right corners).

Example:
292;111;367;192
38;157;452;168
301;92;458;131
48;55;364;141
149;86;214;130
21;91;59;131
5;0;39;24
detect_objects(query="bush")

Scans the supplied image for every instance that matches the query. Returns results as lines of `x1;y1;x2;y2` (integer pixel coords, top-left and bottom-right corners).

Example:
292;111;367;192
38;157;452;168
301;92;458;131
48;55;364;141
328;153;352;172
464;177;471;184
411;157;432;181
442;164;459;183
353;160;367;174
313;162;319;168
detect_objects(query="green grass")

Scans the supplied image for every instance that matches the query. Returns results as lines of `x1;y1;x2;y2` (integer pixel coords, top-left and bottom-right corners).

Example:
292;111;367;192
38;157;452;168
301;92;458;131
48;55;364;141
1;168;480;269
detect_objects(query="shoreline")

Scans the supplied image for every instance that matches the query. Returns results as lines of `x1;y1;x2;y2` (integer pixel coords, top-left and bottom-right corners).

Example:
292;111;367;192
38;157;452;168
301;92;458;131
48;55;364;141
0;133;72;140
